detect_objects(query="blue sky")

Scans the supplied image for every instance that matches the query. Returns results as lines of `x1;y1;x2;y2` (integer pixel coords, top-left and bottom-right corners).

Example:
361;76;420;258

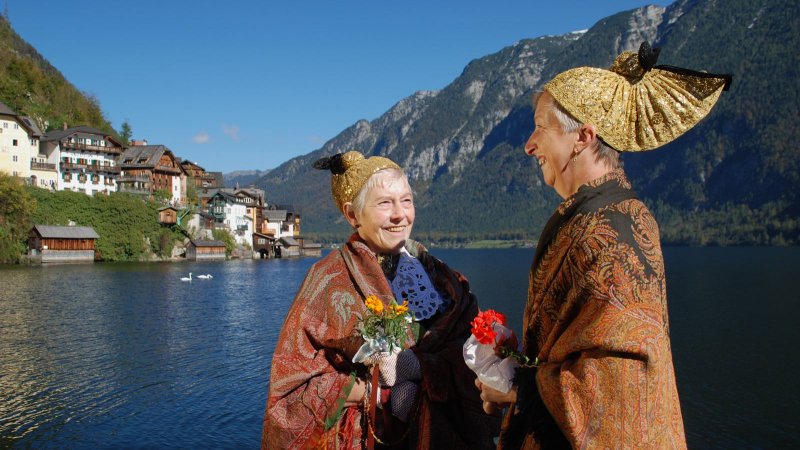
6;0;670;173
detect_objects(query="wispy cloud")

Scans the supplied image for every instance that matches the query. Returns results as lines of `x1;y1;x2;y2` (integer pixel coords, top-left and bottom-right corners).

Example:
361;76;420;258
193;133;210;144
223;125;241;141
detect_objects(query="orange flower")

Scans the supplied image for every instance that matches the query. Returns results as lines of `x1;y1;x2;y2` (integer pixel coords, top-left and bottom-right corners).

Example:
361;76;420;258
364;295;384;314
390;300;409;316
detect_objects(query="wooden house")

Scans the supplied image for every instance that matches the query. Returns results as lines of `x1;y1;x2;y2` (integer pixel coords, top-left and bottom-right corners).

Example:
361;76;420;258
186;240;226;261
252;232;276;259
158;206;179;225
180;160;221;189
296;237;323;257
276;236;300;258
117;145;187;205
27;225;100;263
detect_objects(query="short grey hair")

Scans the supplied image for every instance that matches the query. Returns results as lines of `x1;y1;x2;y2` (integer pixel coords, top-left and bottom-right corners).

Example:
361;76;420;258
349;168;411;216
534;91;622;169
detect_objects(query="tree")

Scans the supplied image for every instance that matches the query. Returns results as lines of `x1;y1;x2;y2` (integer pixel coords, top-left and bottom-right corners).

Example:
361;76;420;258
119;120;132;146
0;173;37;262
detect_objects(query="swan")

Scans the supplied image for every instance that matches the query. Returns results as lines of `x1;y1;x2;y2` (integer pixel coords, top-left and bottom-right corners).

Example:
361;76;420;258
197;274;212;280
180;272;192;282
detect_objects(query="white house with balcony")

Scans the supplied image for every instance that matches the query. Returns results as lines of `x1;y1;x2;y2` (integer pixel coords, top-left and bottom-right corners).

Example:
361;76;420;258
206;190;254;247
41;126;123;195
0;102;49;187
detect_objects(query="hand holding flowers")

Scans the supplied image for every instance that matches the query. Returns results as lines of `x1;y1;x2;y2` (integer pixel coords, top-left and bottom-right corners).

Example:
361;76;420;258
463;309;538;394
352;295;413;366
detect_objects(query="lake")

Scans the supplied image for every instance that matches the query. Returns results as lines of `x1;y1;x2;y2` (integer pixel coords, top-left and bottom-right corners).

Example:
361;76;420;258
0;247;798;448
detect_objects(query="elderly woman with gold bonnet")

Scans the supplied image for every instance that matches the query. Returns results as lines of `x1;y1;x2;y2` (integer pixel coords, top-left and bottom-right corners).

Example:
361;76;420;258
476;42;731;449
262;151;499;449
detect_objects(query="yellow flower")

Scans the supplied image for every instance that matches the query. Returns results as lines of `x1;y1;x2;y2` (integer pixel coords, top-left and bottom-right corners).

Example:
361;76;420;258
364;295;384;314
390;300;409;317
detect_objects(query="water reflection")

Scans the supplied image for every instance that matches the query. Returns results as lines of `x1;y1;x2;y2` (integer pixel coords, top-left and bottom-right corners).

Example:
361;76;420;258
0;258;317;449
2;247;799;448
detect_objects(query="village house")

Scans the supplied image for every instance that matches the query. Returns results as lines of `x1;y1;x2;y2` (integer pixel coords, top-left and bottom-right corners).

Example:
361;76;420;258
180;160;222;190
263;207;301;239
22;117;57;191
206;189;254;247
41;125;123;195
186;239;226;261
117;145;187;206
27;224;100;263
0;102;53;188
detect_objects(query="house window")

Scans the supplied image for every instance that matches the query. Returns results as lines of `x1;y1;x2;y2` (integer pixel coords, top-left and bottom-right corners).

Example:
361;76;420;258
78;174;87;183
12;139;18;146
30;139;35;146
63;173;72;182
12;155;17;162
3;123;7;128
91;174;100;184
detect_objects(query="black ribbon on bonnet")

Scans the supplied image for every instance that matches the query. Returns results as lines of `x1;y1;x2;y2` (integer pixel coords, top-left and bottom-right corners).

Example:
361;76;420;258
313;153;347;174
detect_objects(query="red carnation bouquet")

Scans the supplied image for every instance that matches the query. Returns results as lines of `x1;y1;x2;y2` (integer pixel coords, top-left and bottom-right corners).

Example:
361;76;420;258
463;309;537;393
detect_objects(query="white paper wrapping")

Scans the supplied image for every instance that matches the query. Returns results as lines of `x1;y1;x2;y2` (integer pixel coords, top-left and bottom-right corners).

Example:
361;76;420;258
462;323;519;393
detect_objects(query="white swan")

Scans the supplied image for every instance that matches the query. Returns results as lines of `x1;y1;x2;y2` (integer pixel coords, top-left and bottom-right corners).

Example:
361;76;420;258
180;272;193;282
197;273;212;280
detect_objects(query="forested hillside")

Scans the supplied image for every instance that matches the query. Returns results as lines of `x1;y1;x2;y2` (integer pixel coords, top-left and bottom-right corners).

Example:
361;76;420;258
0;15;116;136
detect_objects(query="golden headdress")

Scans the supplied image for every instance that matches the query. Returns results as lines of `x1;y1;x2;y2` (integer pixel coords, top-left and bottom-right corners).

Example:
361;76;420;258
543;42;732;151
313;150;401;212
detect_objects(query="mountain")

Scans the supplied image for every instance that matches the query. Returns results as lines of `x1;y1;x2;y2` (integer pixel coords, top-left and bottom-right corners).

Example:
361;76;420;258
0;15;116;135
223;169;271;188
255;0;800;246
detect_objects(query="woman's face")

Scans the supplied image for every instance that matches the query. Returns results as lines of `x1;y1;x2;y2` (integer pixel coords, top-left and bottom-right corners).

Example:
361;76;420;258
345;173;415;254
525;92;579;199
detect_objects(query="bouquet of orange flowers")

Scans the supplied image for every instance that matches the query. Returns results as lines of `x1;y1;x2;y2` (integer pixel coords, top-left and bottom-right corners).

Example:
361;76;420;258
352;295;413;363
463;309;537;393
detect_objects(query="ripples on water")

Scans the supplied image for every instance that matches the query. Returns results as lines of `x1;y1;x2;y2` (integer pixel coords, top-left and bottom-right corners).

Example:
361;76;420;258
1;247;799;448
0;258;317;449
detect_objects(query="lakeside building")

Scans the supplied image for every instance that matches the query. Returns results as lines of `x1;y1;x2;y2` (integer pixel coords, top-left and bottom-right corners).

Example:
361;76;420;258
118;145;188;206
186;239;226;261
206;189;255;247
0;101;51;188
42;125;123;195
27;224;99;263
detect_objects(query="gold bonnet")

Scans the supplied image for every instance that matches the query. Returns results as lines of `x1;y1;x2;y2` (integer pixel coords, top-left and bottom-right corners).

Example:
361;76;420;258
313;150;401;211
543;42;732;151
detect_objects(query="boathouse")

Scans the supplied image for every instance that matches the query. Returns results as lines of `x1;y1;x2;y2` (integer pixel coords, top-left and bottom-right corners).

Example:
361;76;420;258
27;224;99;263
276;236;300;258
186;239;226;261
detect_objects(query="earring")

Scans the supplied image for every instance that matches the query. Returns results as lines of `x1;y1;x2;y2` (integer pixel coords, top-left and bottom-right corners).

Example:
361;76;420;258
571;149;579;164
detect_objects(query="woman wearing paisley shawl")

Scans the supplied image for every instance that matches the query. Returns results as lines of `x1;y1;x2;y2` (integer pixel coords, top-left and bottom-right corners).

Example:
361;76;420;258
262;150;499;449
475;43;731;449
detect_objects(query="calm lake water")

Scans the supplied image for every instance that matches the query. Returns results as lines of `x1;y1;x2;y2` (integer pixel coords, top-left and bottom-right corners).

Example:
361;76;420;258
0;247;798;449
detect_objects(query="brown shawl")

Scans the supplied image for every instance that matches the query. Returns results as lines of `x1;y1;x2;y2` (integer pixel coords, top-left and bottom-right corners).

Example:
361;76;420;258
263;234;499;449
500;170;686;449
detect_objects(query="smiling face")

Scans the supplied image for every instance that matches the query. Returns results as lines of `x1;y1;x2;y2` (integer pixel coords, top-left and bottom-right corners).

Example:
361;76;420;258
344;169;415;254
524;92;580;198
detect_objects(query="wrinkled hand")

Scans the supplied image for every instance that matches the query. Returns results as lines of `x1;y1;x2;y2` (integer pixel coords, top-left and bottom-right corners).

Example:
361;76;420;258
365;349;421;387
475;378;516;414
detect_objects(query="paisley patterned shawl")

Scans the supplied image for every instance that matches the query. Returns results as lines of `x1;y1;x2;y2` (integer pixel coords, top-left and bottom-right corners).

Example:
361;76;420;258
263;234;499;449
500;169;686;449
